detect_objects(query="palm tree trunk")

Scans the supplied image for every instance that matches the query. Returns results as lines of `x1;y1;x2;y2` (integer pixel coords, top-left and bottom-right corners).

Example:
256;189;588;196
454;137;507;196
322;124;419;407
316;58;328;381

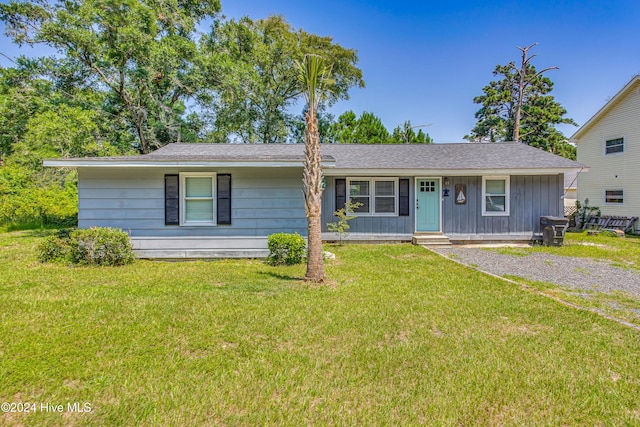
303;107;325;282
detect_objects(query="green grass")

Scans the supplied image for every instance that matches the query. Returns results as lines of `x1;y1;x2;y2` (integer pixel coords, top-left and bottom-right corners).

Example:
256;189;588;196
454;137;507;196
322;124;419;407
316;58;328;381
515;279;640;327
491;231;640;270
1;231;640;426
490;232;640;327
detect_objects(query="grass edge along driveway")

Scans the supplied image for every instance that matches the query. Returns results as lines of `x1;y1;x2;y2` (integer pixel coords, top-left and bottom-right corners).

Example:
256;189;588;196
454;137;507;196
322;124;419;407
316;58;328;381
482;232;640;329
1;231;639;426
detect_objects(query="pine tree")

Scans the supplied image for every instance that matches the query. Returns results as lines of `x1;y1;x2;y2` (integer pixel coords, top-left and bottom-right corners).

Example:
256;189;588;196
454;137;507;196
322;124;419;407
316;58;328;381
465;44;577;159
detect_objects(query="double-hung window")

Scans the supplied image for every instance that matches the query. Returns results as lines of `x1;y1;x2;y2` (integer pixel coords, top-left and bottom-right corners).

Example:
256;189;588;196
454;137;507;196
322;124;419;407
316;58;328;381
605;189;624;205
348;178;398;215
180;172;216;225
605;137;624;155
482;176;510;216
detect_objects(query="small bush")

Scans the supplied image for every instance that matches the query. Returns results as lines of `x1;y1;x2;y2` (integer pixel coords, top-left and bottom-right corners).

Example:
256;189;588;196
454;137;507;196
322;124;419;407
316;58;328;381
68;227;135;266
37;227;135;266
326;200;363;245
37;234;71;263
575;198;600;230
267;233;306;266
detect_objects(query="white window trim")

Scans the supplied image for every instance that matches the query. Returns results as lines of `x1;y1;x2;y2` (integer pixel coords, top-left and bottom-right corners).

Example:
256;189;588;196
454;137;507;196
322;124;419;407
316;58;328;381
180;172;217;226
604;189;624;206
482;176;510;217
347;177;399;216
604;136;625;156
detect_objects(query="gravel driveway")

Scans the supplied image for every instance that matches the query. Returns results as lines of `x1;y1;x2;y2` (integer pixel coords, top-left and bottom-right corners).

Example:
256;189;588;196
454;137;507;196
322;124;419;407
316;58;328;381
431;246;640;297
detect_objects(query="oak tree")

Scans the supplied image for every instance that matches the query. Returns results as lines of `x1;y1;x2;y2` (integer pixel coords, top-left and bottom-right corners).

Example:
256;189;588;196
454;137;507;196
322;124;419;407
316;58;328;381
0;0;221;153
203;15;364;143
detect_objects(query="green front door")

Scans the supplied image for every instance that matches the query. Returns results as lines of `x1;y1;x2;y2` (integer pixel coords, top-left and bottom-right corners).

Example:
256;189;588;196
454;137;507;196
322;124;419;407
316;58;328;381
416;179;440;232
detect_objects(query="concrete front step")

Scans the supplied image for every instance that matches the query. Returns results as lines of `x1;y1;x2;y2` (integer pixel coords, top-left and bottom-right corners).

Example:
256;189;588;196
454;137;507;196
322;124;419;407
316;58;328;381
412;233;452;247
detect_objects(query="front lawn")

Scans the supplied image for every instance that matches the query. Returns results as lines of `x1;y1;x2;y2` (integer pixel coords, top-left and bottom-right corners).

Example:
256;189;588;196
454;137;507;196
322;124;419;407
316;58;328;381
489;232;640;327
1;231;639;426
493;231;640;270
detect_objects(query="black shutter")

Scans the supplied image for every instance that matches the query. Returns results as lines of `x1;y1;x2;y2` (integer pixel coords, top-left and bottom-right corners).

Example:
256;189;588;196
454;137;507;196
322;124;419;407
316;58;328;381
217;174;232;225
165;174;179;225
335;178;346;210
399;178;410;216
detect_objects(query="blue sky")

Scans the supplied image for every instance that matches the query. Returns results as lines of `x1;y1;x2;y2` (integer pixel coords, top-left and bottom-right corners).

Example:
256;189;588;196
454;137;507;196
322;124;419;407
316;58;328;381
2;0;639;143
221;0;640;142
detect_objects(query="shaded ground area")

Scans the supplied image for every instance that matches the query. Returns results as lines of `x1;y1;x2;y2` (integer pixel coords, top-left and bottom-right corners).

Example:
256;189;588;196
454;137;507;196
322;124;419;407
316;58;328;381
432;247;640;297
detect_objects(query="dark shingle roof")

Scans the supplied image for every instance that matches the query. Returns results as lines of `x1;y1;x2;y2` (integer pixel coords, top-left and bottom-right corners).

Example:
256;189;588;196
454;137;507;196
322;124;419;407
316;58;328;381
146;142;584;170
146;143;313;161
321;143;582;170
45;142;587;171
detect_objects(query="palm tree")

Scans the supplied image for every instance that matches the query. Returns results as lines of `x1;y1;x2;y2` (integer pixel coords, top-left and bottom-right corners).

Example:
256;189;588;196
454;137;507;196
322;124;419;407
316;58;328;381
296;54;333;282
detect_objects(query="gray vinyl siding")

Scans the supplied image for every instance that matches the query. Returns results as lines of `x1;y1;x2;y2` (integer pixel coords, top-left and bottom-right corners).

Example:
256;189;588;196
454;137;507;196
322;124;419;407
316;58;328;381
322;174;563;236
79;169;562;243
442;175;563;235
78;167;306;237
321;176;415;234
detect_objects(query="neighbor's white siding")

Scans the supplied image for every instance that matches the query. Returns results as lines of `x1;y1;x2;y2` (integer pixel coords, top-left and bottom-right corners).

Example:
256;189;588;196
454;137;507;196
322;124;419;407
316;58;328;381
563;188;577;209
575;81;640;228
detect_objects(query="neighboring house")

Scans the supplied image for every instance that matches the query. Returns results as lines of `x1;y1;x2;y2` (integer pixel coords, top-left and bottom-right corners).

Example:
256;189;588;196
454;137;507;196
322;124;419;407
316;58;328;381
45;142;585;258
563;169;579;213
570;74;640;231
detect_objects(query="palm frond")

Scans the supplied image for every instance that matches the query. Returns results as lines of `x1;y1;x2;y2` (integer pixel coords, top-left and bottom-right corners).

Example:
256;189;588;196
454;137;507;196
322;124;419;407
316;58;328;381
295;54;334;109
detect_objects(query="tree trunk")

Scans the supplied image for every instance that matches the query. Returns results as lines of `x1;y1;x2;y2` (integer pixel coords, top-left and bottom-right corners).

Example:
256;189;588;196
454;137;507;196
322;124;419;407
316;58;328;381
513;46;528;143
514;70;524;143
513;43;558;143
305;212;324;282
303;107;325;282
126;97;152;154
134;119;150;154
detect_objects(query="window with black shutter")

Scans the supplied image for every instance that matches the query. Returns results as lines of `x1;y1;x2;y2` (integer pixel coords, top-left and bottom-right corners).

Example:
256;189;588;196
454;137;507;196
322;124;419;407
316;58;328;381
164;173;232;226
399;179;410;216
335;178;346;210
346;178;399;215
217;174;232;225
337;177;408;216
165;175;180;225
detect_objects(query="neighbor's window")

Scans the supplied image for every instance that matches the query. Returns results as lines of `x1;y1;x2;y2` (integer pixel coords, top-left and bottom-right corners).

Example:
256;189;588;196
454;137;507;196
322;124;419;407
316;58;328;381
482;176;510;216
605;189;624;204
348;178;398;215
180;173;216;225
605;137;624;155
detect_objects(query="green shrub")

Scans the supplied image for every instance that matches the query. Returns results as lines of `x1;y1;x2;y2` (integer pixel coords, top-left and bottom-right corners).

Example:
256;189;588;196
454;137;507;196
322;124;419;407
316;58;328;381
36;234;71;263
68;227;135;266
575;198;600;230
36;229;76;263
0;162;78;229
267;233;306;266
